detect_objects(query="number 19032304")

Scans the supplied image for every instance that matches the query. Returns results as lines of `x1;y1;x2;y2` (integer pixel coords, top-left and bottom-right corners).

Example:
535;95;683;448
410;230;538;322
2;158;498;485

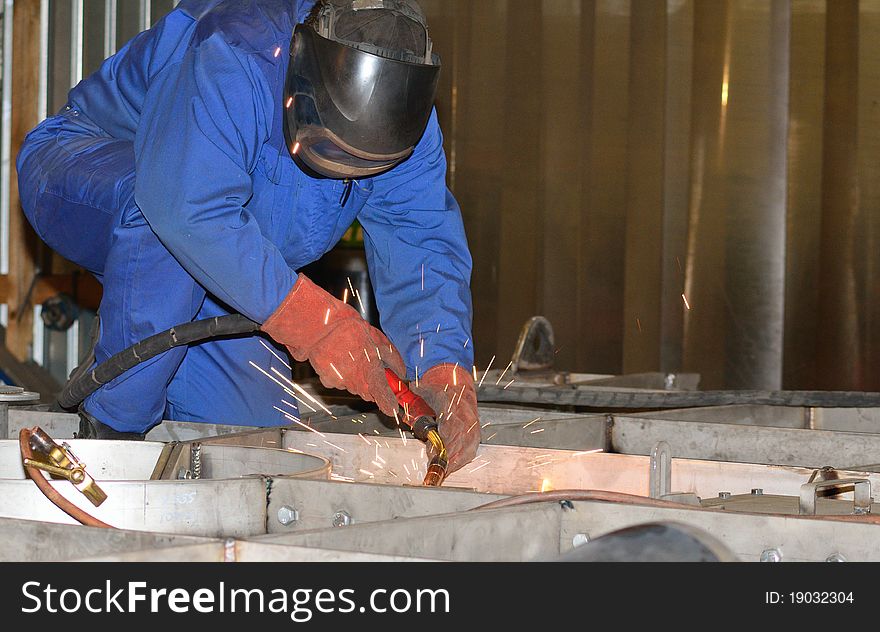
766;592;854;605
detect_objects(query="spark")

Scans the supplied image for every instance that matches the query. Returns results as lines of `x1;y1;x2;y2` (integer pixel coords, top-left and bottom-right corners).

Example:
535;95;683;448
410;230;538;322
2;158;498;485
324;308;331;325
486;432;498;442
452;363;459;386
270;367;333;416
503;379;516;390
347;277;356;299
359;469;375;478
481;422;492;429
436;323;441;333
376;346;382;361
526;459;557;470
473;365;478;381
467;419;480;434
274;45;281;57
541;479;553;493
463;338;470;349
398;427;408;446
282;398;316;415
456;384;466;405
292;141;301;155
682;293;691;310
358;433;372;445
371;460;384;469
403;464;411;476
421;264;425;290
636;318;642;333
329;362;344;380
331;474;355;482
259;340;292;370
272;406;325;437
306;443;317;447
571;449;604;457
342;288;349;304
495;361;514;385
523;417;542;429
285;96;294;109
323;440;347;453
530;428;546;434
355;288;367;315
364;348;371;363
420;338;425;358
348;351;356;361
478;355;495;388
374;430;381;435
467;461;491;474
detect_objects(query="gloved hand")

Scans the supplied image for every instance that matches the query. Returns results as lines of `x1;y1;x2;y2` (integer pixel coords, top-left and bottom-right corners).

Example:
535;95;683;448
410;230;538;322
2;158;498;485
262;274;406;416
412;363;480;474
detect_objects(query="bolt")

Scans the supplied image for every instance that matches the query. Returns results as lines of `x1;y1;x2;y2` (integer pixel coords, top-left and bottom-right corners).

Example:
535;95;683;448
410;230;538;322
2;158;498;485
751;489;764;496
277;505;299;526
760;548;783;563
718;491;732;500
826;553;847;563
332;510;352;528
572;533;590;548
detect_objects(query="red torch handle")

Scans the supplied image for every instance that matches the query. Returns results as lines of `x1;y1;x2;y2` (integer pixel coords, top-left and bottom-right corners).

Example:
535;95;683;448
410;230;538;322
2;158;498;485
385;368;436;426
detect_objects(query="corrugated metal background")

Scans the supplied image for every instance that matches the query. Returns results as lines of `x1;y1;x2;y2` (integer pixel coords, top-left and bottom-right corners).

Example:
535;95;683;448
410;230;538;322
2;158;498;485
8;0;880;391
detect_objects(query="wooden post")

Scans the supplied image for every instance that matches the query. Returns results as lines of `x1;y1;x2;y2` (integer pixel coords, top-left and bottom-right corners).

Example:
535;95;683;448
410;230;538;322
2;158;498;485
6;0;42;360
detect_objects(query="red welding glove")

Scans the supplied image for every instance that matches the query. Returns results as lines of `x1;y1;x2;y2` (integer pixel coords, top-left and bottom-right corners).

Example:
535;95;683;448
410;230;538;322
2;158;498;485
412;363;480;474
262;274;406;416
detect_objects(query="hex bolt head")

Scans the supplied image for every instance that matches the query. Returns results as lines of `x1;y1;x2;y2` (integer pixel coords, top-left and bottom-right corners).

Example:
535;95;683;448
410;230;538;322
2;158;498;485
572;533;590;548
718;491;732;500
277;505;299;526
760;548;783;563
333;510;352;528
826;553;847;563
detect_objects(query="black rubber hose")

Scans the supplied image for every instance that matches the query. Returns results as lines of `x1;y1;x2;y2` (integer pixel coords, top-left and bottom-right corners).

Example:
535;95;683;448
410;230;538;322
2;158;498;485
58;314;259;409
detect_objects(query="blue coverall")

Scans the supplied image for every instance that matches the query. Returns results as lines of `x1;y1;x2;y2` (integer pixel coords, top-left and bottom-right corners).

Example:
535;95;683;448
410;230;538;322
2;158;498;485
16;0;474;432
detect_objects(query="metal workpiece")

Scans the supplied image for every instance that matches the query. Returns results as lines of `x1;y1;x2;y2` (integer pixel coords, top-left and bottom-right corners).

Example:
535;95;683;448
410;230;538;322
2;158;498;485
256;503;565;562
0;517;212;562
252;499;880;562
627;404;880;432
0;477;269;537
265;477;506;534
75;540;440;562
608;414;880;469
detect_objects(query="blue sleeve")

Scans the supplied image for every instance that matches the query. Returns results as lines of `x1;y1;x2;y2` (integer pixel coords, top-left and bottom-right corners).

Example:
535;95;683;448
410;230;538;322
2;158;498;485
133;33;296;322
358;110;475;380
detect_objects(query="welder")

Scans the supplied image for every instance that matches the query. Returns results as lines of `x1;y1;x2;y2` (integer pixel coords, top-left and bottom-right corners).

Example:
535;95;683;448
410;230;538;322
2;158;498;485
16;0;479;473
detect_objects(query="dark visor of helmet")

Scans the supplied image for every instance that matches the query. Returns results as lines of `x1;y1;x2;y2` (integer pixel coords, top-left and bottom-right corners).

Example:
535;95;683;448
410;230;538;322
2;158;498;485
284;24;440;179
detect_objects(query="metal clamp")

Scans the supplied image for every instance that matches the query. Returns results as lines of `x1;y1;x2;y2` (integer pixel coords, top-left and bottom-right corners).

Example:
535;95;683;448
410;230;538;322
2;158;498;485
799;478;872;515
23;428;107;506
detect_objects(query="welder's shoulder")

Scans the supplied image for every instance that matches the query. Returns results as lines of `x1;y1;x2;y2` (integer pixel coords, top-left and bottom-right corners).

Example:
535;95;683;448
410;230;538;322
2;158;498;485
186;0;300;54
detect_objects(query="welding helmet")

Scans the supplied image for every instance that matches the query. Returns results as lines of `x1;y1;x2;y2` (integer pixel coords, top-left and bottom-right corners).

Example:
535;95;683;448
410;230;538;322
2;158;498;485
284;0;441;179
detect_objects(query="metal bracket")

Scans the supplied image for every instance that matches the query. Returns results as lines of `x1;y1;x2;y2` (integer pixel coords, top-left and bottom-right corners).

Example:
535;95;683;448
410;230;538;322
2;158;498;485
649;441;671;499
510;316;555;373
799;478;872;515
